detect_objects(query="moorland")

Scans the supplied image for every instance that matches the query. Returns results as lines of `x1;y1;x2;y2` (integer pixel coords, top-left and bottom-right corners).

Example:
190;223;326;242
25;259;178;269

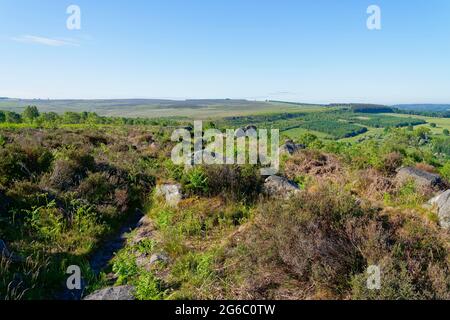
1;100;450;300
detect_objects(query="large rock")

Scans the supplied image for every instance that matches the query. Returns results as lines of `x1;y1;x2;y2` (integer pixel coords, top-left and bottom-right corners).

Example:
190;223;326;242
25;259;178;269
136;252;170;271
83;285;135;300
263;175;300;198
395;167;445;191
235;125;257;138
149;253;169;265
155;184;183;207
130;215;155;246
429;190;450;229
245;125;257;132
280;139;305;155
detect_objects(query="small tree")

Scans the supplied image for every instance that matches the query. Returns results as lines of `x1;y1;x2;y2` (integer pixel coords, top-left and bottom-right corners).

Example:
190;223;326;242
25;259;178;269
443;129;449;136
22;106;40;122
5;111;22;123
0;111;5;123
62;112;81;124
430;123;437;128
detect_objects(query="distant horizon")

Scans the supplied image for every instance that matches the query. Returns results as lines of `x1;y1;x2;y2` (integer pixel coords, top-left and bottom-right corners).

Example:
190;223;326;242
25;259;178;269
1;97;450;107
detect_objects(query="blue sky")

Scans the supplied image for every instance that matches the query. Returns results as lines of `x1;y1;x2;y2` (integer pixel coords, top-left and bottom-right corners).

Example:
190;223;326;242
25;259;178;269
1;0;449;104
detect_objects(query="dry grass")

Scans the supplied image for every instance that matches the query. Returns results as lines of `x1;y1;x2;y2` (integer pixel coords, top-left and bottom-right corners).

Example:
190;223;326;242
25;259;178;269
285;150;343;182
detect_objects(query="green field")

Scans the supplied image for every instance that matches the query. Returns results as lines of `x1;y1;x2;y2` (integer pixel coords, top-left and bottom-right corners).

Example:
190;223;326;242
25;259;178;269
253;111;426;141
282;126;332;140
384;113;450;136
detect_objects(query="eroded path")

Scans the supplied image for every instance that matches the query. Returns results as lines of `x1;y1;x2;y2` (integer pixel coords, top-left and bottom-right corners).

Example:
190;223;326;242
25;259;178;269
57;208;146;300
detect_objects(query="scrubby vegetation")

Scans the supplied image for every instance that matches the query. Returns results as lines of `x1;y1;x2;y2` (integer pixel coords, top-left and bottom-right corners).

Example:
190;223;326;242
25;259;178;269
1;106;450;300
0;126;167;299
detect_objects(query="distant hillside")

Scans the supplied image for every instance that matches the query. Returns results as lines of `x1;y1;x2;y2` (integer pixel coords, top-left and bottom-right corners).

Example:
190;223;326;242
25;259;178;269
0;98;323;119
394;104;450;112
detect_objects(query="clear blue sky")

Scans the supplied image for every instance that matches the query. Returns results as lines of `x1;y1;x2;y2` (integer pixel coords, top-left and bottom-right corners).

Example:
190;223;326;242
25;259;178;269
1;0;449;104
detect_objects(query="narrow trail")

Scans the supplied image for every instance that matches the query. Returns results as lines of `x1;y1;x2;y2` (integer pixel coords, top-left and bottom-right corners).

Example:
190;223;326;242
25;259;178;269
57;208;145;300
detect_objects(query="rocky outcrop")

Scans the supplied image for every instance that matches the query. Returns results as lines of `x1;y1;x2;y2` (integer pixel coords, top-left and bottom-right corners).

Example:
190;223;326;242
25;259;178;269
280;139;305;155
149;253;169;265
155;184;183;207
395;167;445;191
428;190;450;229
263;175;300;198
130;215;155;246
235;125;257;138
83;285;135;300
245;125;257;132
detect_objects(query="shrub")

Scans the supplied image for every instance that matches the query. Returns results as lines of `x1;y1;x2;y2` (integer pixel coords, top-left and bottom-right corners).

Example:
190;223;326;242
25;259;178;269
112;249;139;285
49;159;84;191
388;180;429;207
114;188;130;213
250;182;450;299
77;172;113;204
170;251;216;289
292;132;319;148
53;146;95;170
440;162;450;182
0;145;28;185
6;181;49;212
285;150;342;179
350;258;419;300
182;167;209;195
351;212;450;300
163;159;184;181
380;152;403;175
25;202;65;241
0;145;52;185
202;165;263;202
134;272;167;300
5;111;22;123
258;183;366;292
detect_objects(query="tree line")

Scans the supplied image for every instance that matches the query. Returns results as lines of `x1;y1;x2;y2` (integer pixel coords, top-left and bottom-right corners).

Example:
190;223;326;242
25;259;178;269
0;106;176;126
